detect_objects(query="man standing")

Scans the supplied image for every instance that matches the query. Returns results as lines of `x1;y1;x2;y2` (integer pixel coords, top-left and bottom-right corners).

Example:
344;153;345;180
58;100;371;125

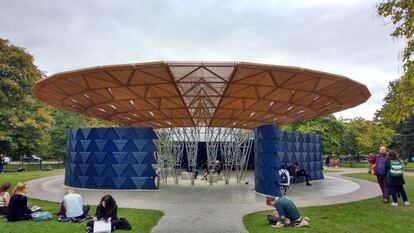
373;146;389;203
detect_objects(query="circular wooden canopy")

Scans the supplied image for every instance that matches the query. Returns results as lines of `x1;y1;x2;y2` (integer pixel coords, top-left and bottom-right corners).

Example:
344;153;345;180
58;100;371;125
32;61;370;129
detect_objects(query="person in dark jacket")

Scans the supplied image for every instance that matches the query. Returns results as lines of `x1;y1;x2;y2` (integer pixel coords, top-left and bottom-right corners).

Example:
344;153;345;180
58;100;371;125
6;183;41;222
386;150;410;207
372;146;389;203
86;195;118;232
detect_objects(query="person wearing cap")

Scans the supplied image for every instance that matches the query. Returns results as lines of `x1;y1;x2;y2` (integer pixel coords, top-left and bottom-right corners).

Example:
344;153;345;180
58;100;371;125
266;196;310;228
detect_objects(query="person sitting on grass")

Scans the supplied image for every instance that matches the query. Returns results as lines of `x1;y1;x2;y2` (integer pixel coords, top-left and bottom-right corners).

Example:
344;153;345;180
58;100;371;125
386;150;410;207
86;195;119;233
57;189;90;221
0;182;12;216
266;196;310;228
6;183;41;222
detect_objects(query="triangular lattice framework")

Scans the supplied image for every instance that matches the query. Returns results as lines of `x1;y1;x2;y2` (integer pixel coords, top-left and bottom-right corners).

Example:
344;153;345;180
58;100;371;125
33;61;371;129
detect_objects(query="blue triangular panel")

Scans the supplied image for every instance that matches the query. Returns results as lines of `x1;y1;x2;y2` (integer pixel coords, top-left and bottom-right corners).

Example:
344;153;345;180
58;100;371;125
102;152;117;164
78;164;89;176
132;165;147;176
124;128;138;140
75;141;84;152
114;128;129;140
96;128;108;139
102;165;116;177
113;152;128;164
86;141;99;152
121;177;136;189
86;165;98;177
93;164;107;176
75;129;84;140
131;177;146;188
133;152;150;164
121;165;137;177
70;164;76;175
103;128;118;140
142;165;156;177
123;139;138;152
133;140;147;151
123;153;138;164
143;128;157;140
103;140;118;153
95;152;107;164
80;152;90;164
72;176;81;187
85;177;96;188
70;152;77;163
95;140;107;152
79;176;89;187
142;178;156;189
70;140;77;151
87;128;99;140
113;140;128;152
112;177;127;189
143;153;157;164
112;164;128;177
81;128;92;140
93;177;106;188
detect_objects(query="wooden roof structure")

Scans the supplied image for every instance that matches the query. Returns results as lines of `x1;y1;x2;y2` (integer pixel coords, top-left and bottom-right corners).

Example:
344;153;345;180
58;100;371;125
32;61;370;129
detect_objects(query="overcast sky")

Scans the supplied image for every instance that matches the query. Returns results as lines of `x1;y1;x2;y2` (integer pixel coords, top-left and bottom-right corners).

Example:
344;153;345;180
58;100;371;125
0;0;404;120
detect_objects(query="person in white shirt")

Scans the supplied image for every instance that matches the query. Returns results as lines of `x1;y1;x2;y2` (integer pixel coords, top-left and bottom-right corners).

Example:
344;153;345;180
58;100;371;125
279;165;290;196
59;189;90;219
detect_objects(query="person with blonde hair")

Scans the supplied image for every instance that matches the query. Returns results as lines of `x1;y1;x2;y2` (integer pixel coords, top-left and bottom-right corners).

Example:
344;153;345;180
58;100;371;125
6;183;40;221
58;189;90;219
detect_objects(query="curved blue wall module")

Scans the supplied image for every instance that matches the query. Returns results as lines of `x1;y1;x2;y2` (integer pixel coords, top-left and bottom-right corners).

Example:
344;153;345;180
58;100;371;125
254;124;282;197
65;127;158;190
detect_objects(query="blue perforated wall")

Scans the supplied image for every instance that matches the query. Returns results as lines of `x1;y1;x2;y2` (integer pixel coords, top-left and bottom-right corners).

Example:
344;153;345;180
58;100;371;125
65;127;158;189
254;125;282;197
254;125;324;197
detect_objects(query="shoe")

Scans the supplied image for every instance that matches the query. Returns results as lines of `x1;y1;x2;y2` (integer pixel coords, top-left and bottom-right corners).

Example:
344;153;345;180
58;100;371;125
391;202;398;207
306;183;312;186
383;199;389;204
404;201;410;206
303;217;310;222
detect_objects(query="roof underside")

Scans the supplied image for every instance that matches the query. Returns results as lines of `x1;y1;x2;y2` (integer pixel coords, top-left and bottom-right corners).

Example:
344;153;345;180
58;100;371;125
32;61;371;129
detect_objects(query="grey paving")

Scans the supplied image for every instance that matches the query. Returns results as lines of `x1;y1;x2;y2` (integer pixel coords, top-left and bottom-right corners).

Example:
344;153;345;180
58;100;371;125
26;171;380;233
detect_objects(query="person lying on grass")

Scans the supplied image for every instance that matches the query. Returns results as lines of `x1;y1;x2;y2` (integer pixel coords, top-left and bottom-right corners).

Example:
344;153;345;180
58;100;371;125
266;196;310;228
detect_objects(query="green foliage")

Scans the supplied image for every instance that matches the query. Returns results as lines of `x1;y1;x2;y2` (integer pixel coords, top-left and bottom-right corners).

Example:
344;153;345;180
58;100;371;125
282;115;345;155
0;39;54;159
376;1;414;123
49;109;116;160
344;118;395;155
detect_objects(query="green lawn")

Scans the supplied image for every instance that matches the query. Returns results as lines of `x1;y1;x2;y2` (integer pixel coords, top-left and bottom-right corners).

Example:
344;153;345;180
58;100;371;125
243;173;414;233
322;169;341;173
0;170;163;233
339;162;414;170
2;163;64;172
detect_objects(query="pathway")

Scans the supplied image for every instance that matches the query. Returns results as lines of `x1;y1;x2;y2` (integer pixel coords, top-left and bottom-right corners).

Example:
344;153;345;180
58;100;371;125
26;171;381;233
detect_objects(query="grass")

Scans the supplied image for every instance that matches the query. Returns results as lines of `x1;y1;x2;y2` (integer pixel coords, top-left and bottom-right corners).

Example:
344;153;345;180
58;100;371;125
322;169;341;173
243;173;414;233
0;170;163;233
339;162;414;170
2;163;64;172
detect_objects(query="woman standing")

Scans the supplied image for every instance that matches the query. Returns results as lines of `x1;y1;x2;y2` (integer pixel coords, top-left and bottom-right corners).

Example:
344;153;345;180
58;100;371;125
386;150;410;207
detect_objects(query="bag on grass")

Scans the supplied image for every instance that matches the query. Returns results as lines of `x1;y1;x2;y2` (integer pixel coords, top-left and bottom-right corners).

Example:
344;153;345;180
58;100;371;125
31;211;52;221
117;217;132;230
389;160;403;178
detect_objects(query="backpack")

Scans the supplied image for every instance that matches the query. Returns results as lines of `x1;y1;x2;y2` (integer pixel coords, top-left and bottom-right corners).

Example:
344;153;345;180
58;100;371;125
389;160;403;178
117;217;132;230
280;170;288;184
31;211;52;221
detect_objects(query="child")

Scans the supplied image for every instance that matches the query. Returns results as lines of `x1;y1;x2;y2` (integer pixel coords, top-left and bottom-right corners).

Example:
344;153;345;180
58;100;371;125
266;196;310;228
386;150;410;206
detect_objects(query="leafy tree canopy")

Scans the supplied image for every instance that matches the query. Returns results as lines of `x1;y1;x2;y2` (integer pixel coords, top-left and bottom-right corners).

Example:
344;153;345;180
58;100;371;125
376;0;414;123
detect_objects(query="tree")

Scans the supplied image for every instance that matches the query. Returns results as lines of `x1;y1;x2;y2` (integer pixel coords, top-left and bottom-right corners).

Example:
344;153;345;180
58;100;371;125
282;115;345;156
48;109;115;161
346;118;395;155
376;1;414;123
0;39;54;159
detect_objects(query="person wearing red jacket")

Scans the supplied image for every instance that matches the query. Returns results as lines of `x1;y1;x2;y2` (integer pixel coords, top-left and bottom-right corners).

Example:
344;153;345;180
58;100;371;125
372;146;389;203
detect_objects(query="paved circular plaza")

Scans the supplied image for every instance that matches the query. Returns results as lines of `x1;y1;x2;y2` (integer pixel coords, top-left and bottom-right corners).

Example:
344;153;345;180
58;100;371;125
26;170;380;233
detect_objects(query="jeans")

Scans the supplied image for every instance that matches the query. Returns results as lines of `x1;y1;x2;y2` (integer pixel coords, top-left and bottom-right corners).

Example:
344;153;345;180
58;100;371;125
389;185;408;203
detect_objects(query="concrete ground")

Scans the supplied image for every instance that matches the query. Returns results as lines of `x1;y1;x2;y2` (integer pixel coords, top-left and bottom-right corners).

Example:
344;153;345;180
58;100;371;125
26;170;381;233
